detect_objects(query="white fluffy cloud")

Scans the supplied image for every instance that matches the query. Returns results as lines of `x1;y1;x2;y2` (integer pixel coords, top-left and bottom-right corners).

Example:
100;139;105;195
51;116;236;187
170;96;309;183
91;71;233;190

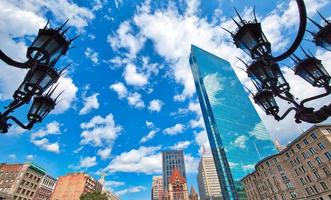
104;146;162;174
140;129;159;143
145;120;154;128
31;139;60;153
76;156;97;169
97;148;112;160
195;130;211;155
170;141;191;150
107;20;145;58
110;82;128;99
84;48;99;64
104;145;199;175
80;114;122;147
163;123;185;135
115;186;146;196
30;121;62;153
123;63;148;87
127;92;145;109
79;93;100;115
148;99;164;112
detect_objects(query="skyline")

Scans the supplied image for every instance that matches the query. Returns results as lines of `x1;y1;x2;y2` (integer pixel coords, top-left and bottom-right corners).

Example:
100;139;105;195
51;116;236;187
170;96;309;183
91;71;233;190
1;0;331;200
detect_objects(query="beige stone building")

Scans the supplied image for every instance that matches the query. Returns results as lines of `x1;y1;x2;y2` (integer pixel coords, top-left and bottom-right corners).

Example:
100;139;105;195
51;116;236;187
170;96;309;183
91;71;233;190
151;176;163;200
241;124;331;200
33;174;57;200
0;163;50;200
51;172;102;200
197;156;221;200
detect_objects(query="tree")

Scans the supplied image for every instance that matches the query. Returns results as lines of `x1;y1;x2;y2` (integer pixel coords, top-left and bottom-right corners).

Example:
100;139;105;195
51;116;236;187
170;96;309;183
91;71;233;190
80;192;108;200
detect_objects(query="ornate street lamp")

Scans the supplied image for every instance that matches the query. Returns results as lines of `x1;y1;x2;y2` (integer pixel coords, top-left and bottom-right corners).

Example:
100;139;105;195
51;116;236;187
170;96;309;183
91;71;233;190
307;12;331;51
225;0;331;124
0;20;77;133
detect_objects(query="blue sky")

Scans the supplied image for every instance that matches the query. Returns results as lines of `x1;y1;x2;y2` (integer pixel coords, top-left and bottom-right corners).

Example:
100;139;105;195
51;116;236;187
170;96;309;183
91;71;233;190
0;0;331;199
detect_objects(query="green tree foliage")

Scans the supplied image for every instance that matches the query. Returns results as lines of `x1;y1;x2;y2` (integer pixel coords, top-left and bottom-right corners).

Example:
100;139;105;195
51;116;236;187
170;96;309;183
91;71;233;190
80;192;108;200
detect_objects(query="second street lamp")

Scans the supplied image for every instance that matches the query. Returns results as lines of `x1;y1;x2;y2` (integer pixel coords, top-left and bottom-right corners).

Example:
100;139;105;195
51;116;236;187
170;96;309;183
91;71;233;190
225;0;331;124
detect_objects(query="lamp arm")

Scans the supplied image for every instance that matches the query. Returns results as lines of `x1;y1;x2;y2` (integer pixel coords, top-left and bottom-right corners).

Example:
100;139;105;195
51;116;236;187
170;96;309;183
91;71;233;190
272;0;307;62
6;116;33;130
276;92;300;108
274;107;297;121
300;89;331;107
0;50;33;69
1;99;28;118
295;104;331;123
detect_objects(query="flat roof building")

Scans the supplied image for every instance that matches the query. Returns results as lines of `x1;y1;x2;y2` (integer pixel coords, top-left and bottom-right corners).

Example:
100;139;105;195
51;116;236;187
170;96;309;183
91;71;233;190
0;163;51;200
162;150;186;190
242;124;331;200
51;172;102;200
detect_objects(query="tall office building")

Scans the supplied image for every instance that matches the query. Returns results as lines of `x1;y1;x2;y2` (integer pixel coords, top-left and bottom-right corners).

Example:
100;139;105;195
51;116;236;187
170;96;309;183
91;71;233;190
197;156;222;200
189;45;276;199
162;150;186;190
242;124;331;200
151;176;163;200
0;162;53;200
51;172;102;200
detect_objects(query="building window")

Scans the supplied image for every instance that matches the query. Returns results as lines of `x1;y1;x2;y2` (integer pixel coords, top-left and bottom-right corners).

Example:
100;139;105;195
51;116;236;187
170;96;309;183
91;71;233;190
305;188;312;195
320;182;328;190
313;171;321;179
316;157;322;165
325;128;331;134
303;139;309;145
289;191;296;199
310;132;318;140
324;152;331;160
312;185;319;193
307;161;314;169
296;144;301;150
309;148;316;155
317;142;325;150
281;173;288;181
299;178;305;185
277;165;283;172
281;193;286;200
322;167;330;176
302;152;307;159
307;175;312;183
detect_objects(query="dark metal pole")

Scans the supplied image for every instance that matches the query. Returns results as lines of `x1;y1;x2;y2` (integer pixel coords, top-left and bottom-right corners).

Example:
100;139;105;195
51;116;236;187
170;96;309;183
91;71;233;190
272;0;307;62
0;50;33;69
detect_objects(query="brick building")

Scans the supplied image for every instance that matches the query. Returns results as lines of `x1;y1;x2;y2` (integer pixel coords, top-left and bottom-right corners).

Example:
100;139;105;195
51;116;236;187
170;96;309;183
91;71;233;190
51;172;102;200
241;124;331;200
0;163;50;200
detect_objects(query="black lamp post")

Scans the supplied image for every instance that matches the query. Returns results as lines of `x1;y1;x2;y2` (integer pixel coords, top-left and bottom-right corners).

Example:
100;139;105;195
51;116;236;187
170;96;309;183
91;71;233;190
0;20;77;133
225;0;331;124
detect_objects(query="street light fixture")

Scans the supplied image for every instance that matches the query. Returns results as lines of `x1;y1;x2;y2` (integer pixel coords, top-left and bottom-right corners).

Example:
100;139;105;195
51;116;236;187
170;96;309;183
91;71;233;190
225;0;331;123
0;20;77;133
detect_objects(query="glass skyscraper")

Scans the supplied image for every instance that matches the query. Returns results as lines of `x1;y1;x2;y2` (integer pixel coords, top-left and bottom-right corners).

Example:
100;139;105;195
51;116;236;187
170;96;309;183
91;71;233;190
189;45;276;199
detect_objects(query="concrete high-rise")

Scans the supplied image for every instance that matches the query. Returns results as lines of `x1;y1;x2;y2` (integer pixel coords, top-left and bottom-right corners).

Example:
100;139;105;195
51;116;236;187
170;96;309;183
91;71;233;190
51;172;102;200
189;45;276;199
162;150;186;190
0;162;53;200
242;124;331;200
151;176;163;200
197;156;222;200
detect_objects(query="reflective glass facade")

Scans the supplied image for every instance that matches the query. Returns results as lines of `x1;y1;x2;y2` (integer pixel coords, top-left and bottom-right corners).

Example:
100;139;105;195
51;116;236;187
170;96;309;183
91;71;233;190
189;45;276;199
